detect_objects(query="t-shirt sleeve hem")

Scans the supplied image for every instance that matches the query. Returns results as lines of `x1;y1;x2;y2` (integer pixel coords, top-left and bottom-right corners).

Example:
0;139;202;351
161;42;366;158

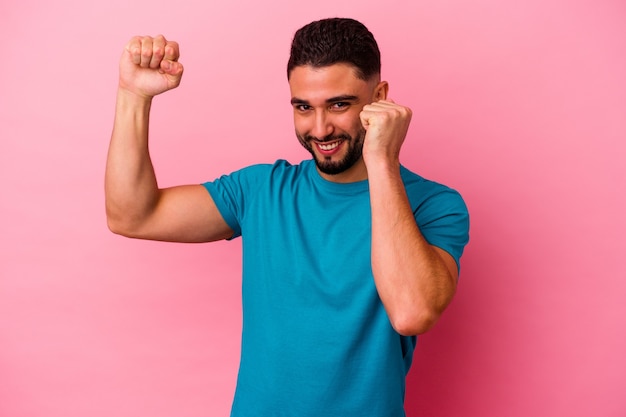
201;181;242;239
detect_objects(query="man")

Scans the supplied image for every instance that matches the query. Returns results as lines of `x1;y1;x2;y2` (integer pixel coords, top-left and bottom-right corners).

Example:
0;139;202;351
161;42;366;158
106;17;469;417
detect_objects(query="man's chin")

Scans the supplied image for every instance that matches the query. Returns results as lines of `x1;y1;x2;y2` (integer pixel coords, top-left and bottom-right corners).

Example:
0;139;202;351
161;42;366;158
314;156;353;176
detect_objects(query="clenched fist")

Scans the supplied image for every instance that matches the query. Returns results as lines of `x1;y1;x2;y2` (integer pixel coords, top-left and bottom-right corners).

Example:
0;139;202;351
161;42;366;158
119;35;183;99
360;99;412;165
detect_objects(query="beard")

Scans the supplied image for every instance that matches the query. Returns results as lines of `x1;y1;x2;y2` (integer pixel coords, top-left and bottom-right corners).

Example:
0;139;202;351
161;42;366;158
296;128;366;176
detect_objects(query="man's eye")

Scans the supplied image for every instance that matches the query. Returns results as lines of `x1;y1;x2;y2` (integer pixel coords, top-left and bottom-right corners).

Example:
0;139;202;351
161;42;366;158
331;102;349;110
295;105;311;112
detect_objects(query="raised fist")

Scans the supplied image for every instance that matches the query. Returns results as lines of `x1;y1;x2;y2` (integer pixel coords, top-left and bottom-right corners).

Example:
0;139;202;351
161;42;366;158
118;35;183;99
360;99;412;164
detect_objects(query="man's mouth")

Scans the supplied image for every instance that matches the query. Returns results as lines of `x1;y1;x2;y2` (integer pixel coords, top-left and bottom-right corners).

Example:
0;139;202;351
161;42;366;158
317;140;342;152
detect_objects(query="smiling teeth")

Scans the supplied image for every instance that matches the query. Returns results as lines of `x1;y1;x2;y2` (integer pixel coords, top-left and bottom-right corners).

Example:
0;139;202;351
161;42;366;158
319;141;340;151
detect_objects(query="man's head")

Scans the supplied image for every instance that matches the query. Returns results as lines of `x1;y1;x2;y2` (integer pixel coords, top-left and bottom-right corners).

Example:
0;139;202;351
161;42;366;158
287;18;381;82
287;18;387;182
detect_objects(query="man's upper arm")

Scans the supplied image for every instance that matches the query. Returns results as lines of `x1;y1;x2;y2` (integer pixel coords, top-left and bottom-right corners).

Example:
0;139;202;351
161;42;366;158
117;184;234;242
432;245;460;281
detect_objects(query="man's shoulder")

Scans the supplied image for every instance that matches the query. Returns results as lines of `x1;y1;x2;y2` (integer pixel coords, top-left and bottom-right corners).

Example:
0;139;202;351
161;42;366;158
400;165;467;212
400;165;456;194
206;159;312;195
236;159;311;177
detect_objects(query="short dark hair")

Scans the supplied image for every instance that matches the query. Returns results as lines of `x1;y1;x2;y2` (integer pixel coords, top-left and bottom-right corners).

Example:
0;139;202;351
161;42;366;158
287;17;381;81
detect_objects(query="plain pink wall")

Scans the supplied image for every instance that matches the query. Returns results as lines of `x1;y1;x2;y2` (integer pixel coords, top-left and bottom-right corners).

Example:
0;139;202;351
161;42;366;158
1;1;624;416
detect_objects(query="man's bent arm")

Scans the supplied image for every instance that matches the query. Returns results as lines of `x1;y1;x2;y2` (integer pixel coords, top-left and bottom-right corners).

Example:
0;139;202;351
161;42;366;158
361;99;458;336
367;160;458;336
105;35;232;243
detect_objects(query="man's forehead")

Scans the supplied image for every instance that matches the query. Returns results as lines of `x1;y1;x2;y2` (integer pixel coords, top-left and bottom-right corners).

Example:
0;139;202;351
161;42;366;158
288;64;370;101
289;63;362;84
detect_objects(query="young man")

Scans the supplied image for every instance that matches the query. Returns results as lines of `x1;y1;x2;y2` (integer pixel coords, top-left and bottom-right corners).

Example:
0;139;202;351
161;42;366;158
106;17;469;417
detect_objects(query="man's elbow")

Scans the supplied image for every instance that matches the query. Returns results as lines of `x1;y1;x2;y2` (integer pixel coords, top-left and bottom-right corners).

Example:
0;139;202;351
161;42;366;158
106;215;131;237
389;308;441;336
105;209;141;238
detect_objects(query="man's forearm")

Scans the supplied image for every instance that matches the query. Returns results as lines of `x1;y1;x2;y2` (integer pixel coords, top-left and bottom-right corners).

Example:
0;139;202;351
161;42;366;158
368;160;456;336
105;89;159;234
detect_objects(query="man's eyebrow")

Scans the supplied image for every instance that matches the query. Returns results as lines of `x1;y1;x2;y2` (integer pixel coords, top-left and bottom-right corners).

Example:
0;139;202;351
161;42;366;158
290;95;359;105
290;97;309;105
326;95;359;103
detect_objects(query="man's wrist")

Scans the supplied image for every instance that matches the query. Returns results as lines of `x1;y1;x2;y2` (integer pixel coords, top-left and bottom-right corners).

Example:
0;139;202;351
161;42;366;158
364;152;400;173
114;87;153;127
365;159;402;186
117;85;154;106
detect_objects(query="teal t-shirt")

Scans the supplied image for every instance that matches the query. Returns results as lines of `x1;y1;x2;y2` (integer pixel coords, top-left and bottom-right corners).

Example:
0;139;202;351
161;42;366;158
203;159;469;417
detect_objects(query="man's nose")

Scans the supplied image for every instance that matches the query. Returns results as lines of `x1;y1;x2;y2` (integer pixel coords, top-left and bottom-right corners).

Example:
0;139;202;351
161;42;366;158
311;111;334;140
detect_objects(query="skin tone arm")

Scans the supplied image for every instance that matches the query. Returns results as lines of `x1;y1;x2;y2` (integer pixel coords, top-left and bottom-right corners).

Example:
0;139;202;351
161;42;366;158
361;99;459;336
105;35;233;242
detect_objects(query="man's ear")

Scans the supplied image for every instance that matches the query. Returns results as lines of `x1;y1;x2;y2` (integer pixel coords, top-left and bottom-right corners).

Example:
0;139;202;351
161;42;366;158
374;81;389;101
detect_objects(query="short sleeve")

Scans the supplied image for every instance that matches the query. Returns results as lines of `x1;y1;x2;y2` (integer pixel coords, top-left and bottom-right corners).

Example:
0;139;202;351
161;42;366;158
414;187;470;272
202;164;273;239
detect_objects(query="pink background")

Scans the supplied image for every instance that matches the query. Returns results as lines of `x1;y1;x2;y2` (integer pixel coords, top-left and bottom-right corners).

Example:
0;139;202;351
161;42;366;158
1;0;625;416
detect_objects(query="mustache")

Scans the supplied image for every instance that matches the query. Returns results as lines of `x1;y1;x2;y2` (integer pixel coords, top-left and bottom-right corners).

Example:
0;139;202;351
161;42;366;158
303;133;352;143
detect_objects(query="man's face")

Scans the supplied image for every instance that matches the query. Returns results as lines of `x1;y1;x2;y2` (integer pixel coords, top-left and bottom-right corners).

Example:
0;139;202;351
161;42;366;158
288;64;384;182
